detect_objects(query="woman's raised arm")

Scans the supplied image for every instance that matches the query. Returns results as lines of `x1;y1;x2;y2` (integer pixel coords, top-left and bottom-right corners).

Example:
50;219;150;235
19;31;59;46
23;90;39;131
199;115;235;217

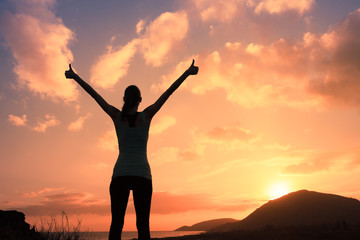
144;59;199;121
65;64;119;119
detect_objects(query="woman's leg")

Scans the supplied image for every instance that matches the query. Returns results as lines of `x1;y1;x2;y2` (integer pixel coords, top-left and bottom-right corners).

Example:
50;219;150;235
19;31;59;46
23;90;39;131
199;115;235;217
132;177;152;240
109;177;130;240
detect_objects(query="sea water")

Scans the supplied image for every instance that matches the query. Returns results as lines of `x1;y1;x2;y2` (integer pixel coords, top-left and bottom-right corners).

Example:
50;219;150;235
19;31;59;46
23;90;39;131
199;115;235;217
83;231;204;240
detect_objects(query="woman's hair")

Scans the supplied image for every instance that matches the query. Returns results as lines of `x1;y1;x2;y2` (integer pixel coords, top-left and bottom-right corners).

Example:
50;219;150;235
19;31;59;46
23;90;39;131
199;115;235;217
121;85;141;120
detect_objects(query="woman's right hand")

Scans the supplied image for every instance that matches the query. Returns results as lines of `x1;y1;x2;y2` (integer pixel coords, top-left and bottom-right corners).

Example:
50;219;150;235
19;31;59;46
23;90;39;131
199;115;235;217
186;59;199;75
65;64;78;79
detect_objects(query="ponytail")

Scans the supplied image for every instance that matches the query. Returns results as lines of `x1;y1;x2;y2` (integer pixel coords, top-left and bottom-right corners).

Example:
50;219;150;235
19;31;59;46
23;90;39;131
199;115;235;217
121;85;141;120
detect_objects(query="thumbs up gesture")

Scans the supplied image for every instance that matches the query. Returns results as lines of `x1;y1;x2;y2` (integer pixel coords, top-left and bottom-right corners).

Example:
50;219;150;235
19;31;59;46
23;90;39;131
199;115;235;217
65;64;77;79
186;59;199;75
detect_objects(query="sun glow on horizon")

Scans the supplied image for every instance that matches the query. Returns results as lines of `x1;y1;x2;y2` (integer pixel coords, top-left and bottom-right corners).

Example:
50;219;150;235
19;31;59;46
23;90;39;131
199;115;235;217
267;182;291;200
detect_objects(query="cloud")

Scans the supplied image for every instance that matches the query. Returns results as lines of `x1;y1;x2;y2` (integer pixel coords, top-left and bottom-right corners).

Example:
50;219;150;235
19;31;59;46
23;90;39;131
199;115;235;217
1;0;77;101
151;147;180;165
33;114;60;132
67;113;91;131
190;0;313;24
157;8;360;109
22;187;65;198
150;192;258;214
98;130;117;152
151;124;259;164
193;125;261;152
136;19;146;34
306;9;360;106
8;114;28;126
150;115;176;135
284;151;338;174
151;145;203;165
13;188;257;217
90;40;139;89
151;57;196;93
192;0;247;23
283;146;360;174
139;11;189;67
186;41;322;108
17;192;108;216
206;125;259;143
90;11;189;89
254;0;314;15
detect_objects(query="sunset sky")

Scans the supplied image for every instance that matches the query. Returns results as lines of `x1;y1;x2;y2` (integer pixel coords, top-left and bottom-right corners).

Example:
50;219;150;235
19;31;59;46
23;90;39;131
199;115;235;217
1;0;360;232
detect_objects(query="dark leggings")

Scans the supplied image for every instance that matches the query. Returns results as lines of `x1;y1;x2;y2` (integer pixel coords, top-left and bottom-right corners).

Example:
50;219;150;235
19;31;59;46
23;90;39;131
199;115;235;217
109;176;152;240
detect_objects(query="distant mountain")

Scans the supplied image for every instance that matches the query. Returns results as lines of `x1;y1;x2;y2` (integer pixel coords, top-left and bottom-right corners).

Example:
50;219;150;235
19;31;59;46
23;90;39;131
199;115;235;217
212;190;360;232
175;218;238;231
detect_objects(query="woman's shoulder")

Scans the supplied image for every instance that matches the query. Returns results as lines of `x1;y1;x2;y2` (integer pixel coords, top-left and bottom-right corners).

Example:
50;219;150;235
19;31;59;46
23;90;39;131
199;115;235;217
141;109;153;125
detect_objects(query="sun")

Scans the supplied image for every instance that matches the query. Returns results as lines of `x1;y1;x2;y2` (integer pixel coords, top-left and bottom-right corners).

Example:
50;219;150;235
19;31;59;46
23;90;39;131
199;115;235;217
267;182;290;200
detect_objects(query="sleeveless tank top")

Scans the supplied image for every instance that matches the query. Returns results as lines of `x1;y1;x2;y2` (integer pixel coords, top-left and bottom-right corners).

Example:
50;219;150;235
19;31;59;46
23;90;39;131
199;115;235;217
112;112;152;180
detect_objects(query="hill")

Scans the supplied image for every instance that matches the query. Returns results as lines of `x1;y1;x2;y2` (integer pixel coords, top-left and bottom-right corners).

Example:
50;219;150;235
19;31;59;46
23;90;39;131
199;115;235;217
175;218;237;231
211;189;360;232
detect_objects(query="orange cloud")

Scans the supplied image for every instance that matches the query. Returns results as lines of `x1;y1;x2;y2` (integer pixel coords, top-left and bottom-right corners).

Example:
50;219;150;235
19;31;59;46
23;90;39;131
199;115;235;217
151;147;180;165
254;0;314;15
283;146;360;174
8;114;28;126
90;40;139;89
98;130;117;152
16;192;108;216
2;0;77;101
150;115;176;135
196;125;261;152
157;9;360;109
13;189;255;217
33;114;60;132
67;113;91;131
90;11;189;88
151;124;259;164
151;144;203;165
139;11;189;67
22;187;65;198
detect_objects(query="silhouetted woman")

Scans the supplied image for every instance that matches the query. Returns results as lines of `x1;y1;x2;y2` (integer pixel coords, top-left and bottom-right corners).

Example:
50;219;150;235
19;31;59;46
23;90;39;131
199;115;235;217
65;60;198;240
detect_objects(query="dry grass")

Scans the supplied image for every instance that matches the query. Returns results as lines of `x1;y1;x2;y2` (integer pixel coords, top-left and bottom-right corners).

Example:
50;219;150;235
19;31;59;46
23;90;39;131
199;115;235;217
35;211;94;240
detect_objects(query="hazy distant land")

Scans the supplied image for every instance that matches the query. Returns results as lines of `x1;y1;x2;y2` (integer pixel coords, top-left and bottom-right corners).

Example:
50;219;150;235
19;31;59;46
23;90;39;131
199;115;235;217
155;190;360;239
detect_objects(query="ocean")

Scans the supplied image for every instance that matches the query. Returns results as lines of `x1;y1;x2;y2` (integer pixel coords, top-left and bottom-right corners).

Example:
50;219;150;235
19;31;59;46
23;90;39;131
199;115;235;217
83;231;204;240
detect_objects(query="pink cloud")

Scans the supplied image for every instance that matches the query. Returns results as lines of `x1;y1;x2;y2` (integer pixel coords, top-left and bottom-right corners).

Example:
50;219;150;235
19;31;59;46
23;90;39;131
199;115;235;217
1;0;77;101
8;114;28;126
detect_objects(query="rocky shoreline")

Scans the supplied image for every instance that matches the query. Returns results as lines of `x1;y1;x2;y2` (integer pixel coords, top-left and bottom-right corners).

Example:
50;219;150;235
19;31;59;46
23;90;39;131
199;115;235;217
0;210;41;240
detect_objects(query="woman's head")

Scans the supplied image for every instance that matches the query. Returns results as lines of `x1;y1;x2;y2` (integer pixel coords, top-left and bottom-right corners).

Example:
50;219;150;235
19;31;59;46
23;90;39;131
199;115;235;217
123;85;141;103
121;85;142;118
